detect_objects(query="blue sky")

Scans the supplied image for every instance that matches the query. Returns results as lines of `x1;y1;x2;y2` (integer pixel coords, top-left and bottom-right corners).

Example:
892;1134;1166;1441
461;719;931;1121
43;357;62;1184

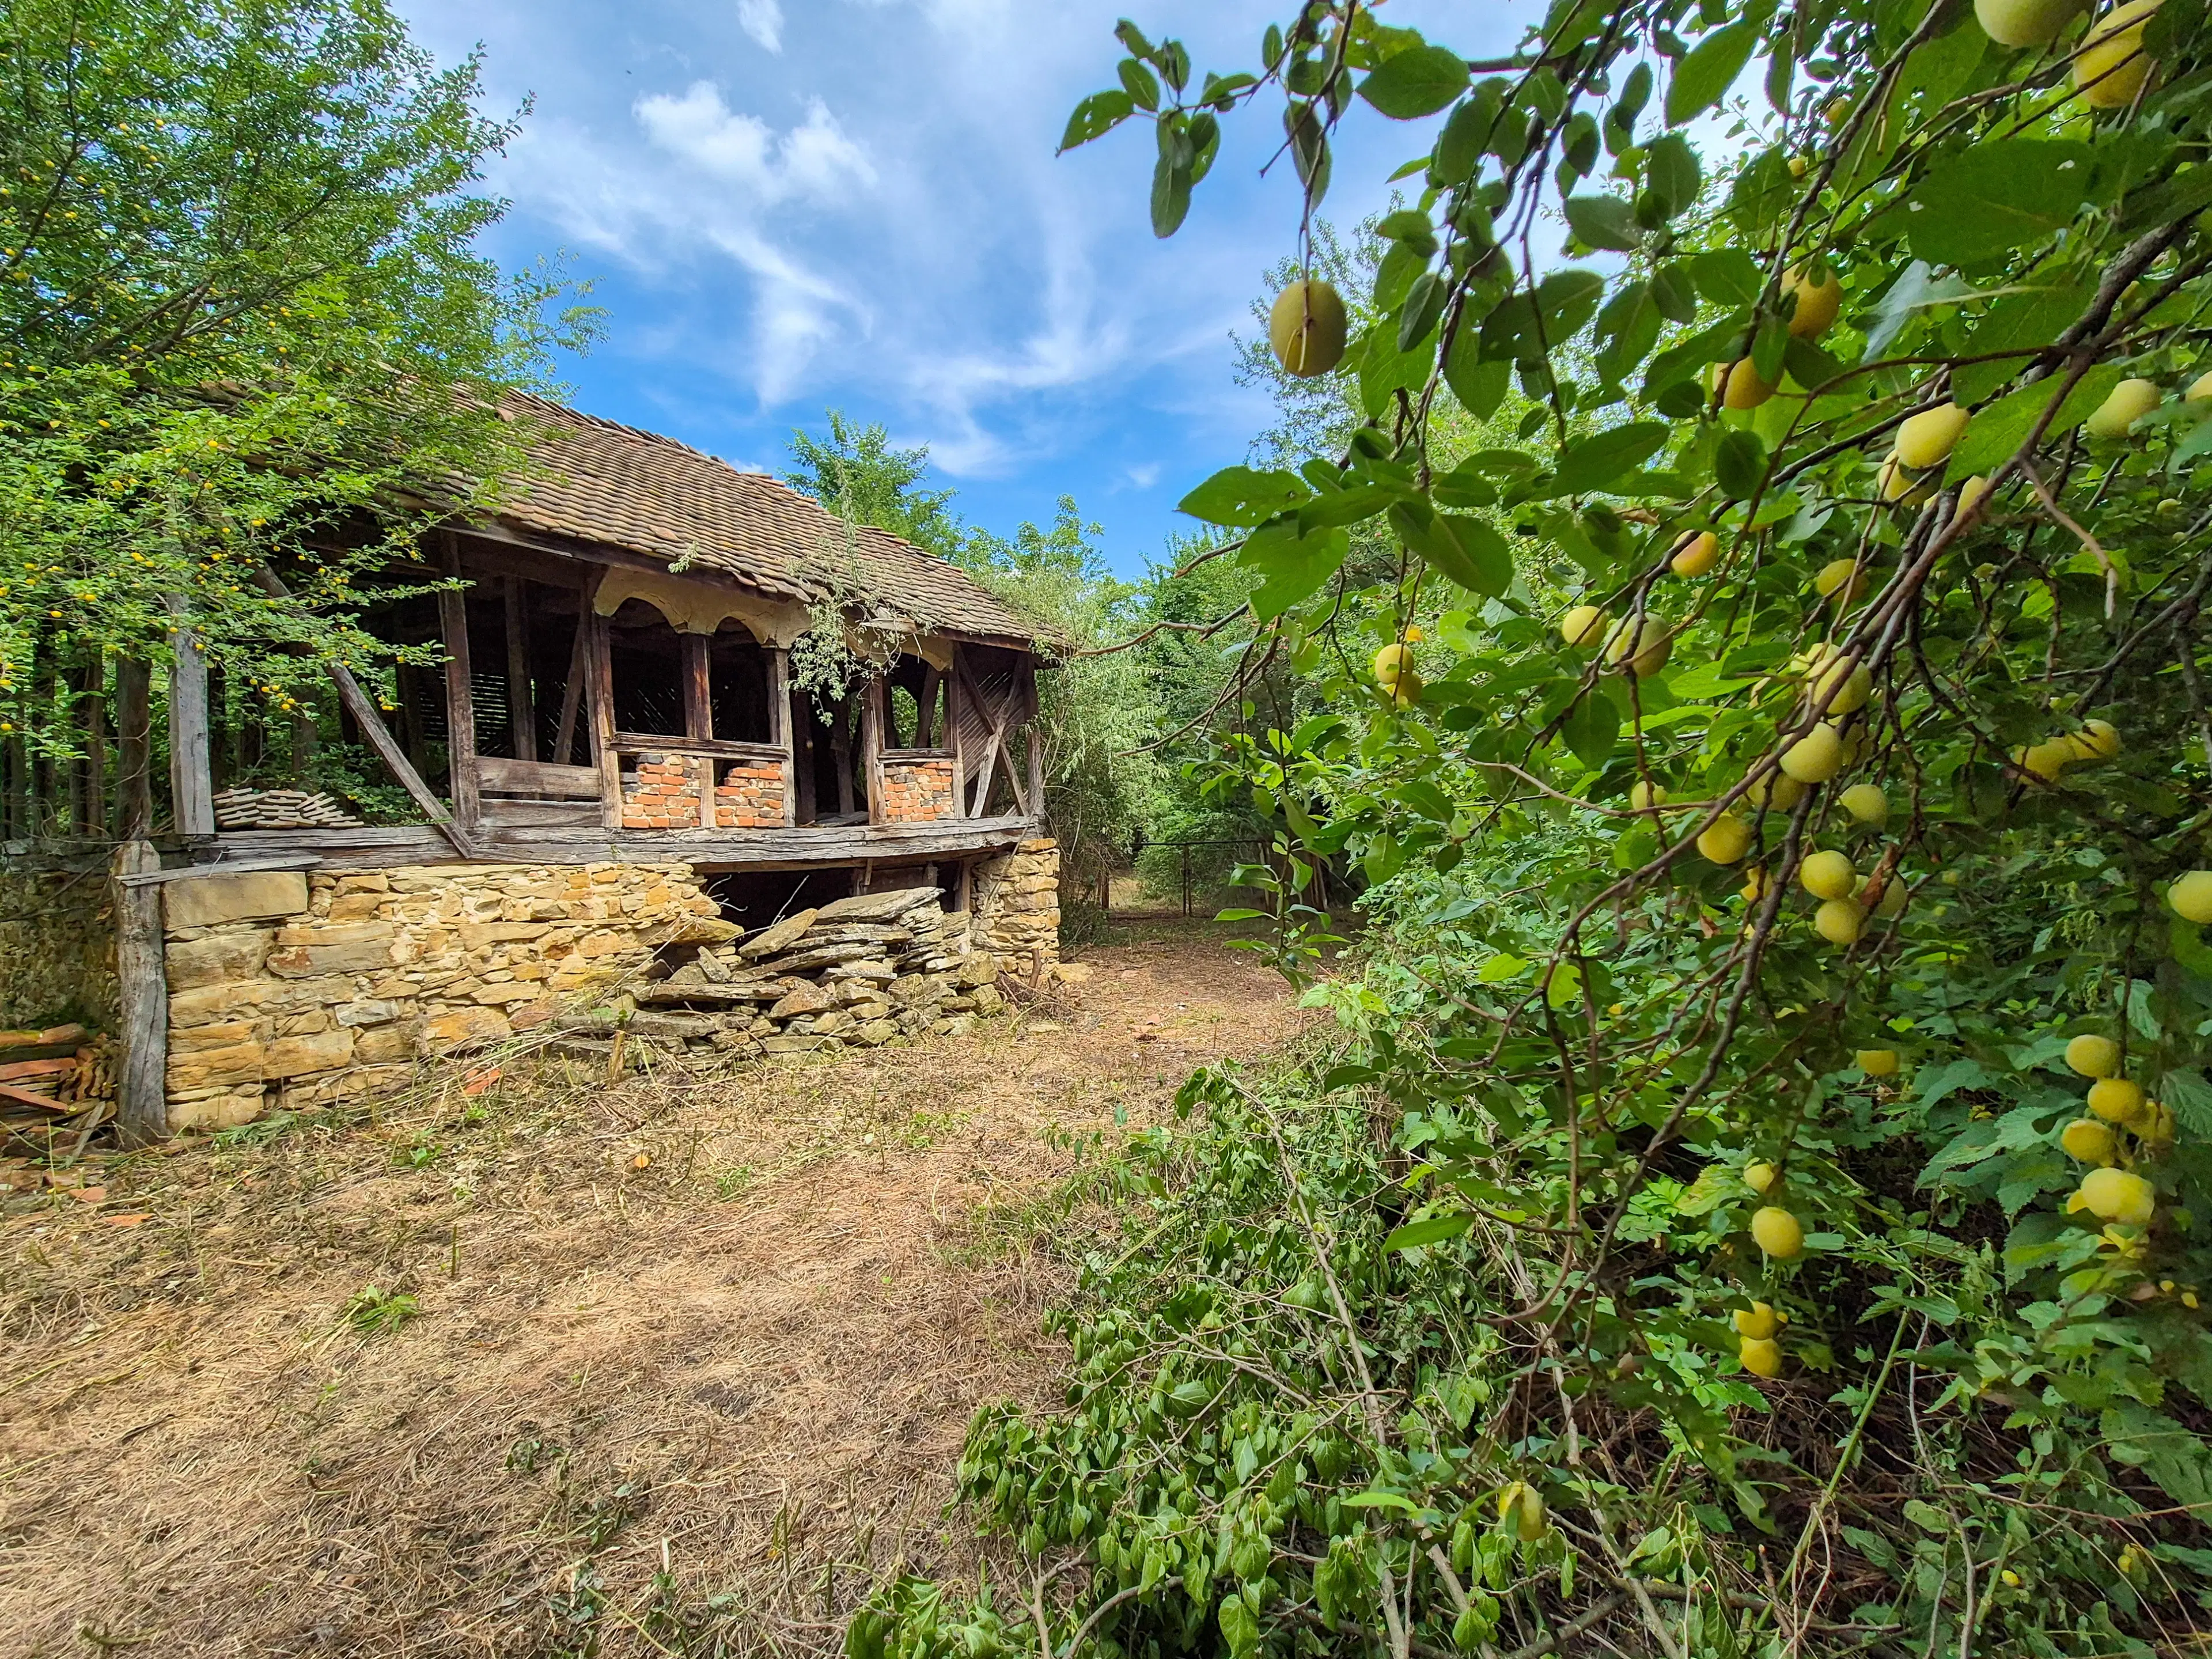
397;1;1533;577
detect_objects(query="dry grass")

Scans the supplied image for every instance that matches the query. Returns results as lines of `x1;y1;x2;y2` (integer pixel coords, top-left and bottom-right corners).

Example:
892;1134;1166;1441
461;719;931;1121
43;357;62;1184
0;918;1306;1658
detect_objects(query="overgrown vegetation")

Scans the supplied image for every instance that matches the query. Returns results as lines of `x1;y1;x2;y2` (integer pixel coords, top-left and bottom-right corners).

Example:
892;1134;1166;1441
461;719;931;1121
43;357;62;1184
859;0;2212;1654
0;0;590;789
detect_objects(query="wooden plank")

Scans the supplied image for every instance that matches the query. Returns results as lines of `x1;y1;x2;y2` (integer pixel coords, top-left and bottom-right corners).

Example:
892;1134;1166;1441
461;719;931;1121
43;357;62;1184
202;815;1037;872
947;647;967;819
476;758;601;798
552;619;588;767
767;649;796;828
503;575;536;763
1023;658;1044;820
438;537;482;836
682;632;713;742
249;568;472;858
116;657;151;839
915;664;941;748
479;799;603;830
861;677;885;825
116;853;319;888
113;839;168;1145
586;575;621;831
165;598;215;837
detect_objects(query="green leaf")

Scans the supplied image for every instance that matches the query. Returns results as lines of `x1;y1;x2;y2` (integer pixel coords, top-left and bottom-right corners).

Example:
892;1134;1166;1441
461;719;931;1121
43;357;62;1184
1397;507;1513;596
1150;154;1192;237
1297;483;1402;533
1240;521;1351;619
1949;364;2124;476
1643;133;1702;218
1554;422;1671;493
1665;21;1759;127
1360;44;1472;118
1537;268;1607;341
1399;270;1450;351
1954;282;2093;402
1688;249;1763;308
1445;331;1509;418
1565;194;1641;251
1562;696;1619;766
1059;90;1136;151
1642;308;1750;398
1906;142;2096;268
1119;57;1161;111
2118;165;2212;236
1178;466;1309;527
1713;428;1768;499
1385;1213;1476;1251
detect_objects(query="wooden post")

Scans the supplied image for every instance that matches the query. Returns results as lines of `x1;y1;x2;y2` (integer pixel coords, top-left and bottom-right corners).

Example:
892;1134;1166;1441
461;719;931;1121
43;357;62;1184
552;618;588;767
1023;659;1044;826
860;675;885;824
766;647;796;827
503;575;536;763
830;695;855;817
948;647;968;817
437;539;481;835
113;839;168;1145
916;664;941;749
682;632;713;741
165;598;215;836
586;576;620;830
206;664;229;794
792;682;816;825
116;658;151;838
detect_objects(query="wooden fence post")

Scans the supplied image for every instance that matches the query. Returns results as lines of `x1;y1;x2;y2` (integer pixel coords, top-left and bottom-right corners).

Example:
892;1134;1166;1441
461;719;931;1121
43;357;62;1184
165;599;215;836
113;839;168;1145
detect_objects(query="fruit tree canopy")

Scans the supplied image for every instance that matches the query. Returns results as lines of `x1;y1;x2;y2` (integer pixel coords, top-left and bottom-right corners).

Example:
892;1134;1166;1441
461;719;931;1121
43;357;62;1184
483;393;1042;649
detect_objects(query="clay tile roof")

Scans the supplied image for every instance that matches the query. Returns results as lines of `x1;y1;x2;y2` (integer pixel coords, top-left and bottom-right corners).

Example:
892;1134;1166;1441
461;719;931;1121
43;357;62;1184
486;393;1041;646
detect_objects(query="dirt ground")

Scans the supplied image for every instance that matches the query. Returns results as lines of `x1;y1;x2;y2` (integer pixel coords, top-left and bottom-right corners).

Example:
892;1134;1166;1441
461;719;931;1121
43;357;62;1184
0;918;1306;1658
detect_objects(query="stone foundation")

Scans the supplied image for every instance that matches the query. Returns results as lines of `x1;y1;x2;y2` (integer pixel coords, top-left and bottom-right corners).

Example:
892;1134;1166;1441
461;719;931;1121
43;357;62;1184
0;867;118;1030
161;862;730;1130
972;837;1060;969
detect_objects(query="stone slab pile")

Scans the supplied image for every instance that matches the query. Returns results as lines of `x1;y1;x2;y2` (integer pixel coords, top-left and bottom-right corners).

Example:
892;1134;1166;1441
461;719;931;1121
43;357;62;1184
615;885;1004;1063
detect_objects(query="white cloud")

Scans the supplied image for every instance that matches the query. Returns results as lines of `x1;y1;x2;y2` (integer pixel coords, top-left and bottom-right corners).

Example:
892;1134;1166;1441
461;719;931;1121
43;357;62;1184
1124;462;1160;490
736;0;783;52
635;84;874;203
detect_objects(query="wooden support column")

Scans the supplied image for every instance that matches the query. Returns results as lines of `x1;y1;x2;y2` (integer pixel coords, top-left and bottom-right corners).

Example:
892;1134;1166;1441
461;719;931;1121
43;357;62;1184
948;646;968;817
916;663;942;749
860;675;885;824
116;658;151;838
830;696;855;817
437;536;481;836
767;647;796;827
1024;661;1044;825
681;632;713;740
165;597;214;836
113;839;168;1145
586;574;620;831
553;618;588;767
503;575;537;763
792;683;817;825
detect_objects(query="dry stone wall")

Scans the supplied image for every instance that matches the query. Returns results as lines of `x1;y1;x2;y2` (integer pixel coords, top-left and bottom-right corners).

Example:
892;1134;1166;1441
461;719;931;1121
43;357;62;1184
0;868;117;1031
161;862;730;1131
973;838;1061;970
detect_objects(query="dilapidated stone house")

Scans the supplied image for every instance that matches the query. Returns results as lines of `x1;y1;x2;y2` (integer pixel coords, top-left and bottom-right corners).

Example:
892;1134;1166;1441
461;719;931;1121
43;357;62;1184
0;399;1062;1136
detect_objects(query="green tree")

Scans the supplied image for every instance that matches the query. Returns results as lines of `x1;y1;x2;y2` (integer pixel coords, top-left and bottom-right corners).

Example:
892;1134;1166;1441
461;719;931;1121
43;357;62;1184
0;0;590;793
864;2;2212;1656
782;410;966;558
